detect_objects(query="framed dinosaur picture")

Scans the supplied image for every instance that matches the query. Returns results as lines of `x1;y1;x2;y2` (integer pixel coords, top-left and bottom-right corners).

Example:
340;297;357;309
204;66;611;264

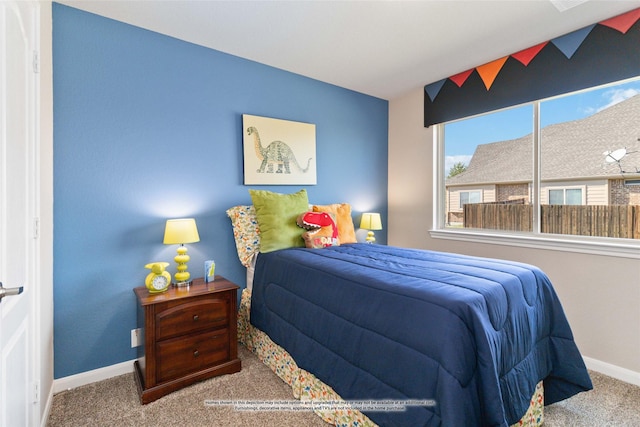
242;114;317;185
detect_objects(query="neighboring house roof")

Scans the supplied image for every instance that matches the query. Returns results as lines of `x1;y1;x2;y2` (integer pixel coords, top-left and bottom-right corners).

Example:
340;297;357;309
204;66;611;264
447;94;640;186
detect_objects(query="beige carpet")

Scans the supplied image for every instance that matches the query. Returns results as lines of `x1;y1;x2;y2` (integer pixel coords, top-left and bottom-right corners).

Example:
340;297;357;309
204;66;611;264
48;344;640;426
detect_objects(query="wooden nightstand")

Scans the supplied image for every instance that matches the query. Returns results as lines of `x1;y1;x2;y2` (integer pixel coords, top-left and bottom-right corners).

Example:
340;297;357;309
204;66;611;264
133;276;241;404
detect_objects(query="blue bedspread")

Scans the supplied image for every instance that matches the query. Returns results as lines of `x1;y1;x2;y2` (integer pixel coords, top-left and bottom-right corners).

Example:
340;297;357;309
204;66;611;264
250;244;592;426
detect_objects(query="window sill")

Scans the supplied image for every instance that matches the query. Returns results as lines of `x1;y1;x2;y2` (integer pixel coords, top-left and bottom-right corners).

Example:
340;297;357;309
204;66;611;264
429;228;640;259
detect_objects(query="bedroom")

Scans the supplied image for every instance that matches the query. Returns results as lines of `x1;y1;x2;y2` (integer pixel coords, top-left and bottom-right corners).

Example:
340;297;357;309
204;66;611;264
1;1;639;426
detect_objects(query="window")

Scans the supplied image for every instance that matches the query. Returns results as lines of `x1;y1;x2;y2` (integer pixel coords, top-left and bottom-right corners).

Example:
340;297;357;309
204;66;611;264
459;191;481;208
548;188;583;205
548;190;564;205
438;76;640;246
566;189;583;205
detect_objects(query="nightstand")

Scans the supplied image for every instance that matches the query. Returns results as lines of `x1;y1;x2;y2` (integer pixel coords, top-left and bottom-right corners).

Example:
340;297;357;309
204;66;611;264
133;276;241;404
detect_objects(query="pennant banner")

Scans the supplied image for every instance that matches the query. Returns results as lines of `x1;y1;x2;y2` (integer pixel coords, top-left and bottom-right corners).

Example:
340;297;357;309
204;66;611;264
424;79;446;102
476;56;508;90
600;8;640;33
550;25;595;59
424;7;640;101
449;69;474;88
511;42;548;66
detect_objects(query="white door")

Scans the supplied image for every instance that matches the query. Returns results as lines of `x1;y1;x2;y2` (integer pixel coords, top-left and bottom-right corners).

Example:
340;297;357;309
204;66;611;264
0;1;38;426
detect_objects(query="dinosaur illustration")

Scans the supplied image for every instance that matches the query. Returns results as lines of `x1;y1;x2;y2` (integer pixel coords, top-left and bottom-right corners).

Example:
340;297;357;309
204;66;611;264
247;126;312;174
296;211;339;248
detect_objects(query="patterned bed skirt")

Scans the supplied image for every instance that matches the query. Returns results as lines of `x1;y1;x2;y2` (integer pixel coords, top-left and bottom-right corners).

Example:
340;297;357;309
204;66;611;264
237;288;543;427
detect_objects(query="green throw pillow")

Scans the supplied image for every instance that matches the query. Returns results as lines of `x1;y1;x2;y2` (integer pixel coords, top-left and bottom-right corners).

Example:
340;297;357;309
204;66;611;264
249;189;309;253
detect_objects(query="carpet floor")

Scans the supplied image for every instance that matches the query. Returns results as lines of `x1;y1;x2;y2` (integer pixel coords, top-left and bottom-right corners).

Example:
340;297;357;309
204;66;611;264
48;344;640;426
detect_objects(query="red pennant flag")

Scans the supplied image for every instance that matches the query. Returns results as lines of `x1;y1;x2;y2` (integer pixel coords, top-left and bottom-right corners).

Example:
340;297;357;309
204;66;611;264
449;69;473;87
599;8;640;34
476;57;508;90
511;42;548;66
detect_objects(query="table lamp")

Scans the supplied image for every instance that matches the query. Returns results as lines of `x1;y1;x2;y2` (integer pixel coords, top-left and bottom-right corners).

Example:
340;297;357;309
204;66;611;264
163;218;200;286
360;213;382;243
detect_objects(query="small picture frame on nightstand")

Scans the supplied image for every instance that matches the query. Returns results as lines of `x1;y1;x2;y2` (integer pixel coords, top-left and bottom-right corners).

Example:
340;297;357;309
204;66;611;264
204;260;215;283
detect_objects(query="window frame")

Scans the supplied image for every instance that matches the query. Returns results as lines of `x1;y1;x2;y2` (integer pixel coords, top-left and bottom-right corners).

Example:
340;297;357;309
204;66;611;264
546;186;585;205
431;90;640;260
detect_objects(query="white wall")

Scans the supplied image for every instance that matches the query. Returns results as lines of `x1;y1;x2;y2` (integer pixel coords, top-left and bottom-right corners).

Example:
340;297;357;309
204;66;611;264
388;87;640;384
387;88;432;249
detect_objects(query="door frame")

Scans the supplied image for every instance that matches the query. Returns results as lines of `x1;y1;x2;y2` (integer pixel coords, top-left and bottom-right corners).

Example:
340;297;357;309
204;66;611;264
0;1;51;426
37;1;54;424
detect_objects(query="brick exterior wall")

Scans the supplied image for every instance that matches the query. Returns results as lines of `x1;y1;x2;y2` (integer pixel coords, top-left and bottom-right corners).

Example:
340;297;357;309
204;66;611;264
610;179;640;205
496;184;530;203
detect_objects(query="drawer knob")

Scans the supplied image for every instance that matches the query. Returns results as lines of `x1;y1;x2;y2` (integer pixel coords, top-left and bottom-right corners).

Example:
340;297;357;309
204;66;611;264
193;350;199;357
193;315;199;321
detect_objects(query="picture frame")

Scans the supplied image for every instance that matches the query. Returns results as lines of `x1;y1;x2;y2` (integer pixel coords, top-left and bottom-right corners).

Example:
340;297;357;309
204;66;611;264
242;114;316;185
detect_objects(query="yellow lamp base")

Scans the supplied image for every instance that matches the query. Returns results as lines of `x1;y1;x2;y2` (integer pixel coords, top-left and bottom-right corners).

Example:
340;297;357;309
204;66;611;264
173;245;192;287
365;231;376;244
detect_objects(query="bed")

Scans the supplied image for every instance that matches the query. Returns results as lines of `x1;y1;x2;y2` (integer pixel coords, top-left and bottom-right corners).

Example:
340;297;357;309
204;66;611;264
227;191;592;427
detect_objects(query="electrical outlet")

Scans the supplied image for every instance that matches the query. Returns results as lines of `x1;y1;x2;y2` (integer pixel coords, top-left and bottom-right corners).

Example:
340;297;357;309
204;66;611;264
131;328;142;348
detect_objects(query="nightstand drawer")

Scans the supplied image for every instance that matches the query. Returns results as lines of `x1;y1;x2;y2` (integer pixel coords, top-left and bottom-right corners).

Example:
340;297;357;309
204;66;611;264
155;297;229;341
156;329;230;383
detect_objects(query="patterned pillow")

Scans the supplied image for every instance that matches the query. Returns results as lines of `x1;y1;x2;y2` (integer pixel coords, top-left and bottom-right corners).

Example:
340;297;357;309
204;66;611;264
226;205;261;268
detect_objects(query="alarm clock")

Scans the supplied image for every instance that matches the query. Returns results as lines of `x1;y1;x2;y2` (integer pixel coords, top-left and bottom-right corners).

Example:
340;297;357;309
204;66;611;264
144;262;172;293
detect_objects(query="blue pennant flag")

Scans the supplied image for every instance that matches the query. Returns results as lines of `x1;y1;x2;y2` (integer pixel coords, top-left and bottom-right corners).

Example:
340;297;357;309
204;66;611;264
425;79;447;102
551;25;595;59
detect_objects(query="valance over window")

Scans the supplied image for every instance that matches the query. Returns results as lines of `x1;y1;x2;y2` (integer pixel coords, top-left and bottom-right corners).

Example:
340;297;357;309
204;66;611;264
423;8;640;127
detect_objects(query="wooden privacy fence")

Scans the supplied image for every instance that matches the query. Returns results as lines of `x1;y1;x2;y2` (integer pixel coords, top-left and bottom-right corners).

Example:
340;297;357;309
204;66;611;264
463;204;640;239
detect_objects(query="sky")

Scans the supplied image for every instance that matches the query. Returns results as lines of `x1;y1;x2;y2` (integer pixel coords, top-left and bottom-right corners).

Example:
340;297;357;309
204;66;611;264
444;77;640;175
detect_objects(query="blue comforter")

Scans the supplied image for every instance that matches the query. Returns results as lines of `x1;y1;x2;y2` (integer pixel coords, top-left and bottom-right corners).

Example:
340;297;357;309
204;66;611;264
250;244;592;426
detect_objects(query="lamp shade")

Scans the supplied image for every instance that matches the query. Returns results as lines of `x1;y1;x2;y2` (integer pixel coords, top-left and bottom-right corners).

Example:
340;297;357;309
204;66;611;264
163;218;200;244
360;213;382;230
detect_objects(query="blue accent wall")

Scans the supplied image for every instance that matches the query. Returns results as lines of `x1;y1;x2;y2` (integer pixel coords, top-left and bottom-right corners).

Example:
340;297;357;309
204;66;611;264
52;3;388;379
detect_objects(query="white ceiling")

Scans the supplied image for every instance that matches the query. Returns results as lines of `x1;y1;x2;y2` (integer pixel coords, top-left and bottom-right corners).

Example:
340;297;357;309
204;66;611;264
58;0;640;100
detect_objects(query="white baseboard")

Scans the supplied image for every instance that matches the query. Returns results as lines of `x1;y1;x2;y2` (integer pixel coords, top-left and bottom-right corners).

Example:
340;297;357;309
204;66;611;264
583;356;640;387
52;359;135;394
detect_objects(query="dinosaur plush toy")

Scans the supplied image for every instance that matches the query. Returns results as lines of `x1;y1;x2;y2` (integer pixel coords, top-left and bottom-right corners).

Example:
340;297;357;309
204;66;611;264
296;211;340;249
